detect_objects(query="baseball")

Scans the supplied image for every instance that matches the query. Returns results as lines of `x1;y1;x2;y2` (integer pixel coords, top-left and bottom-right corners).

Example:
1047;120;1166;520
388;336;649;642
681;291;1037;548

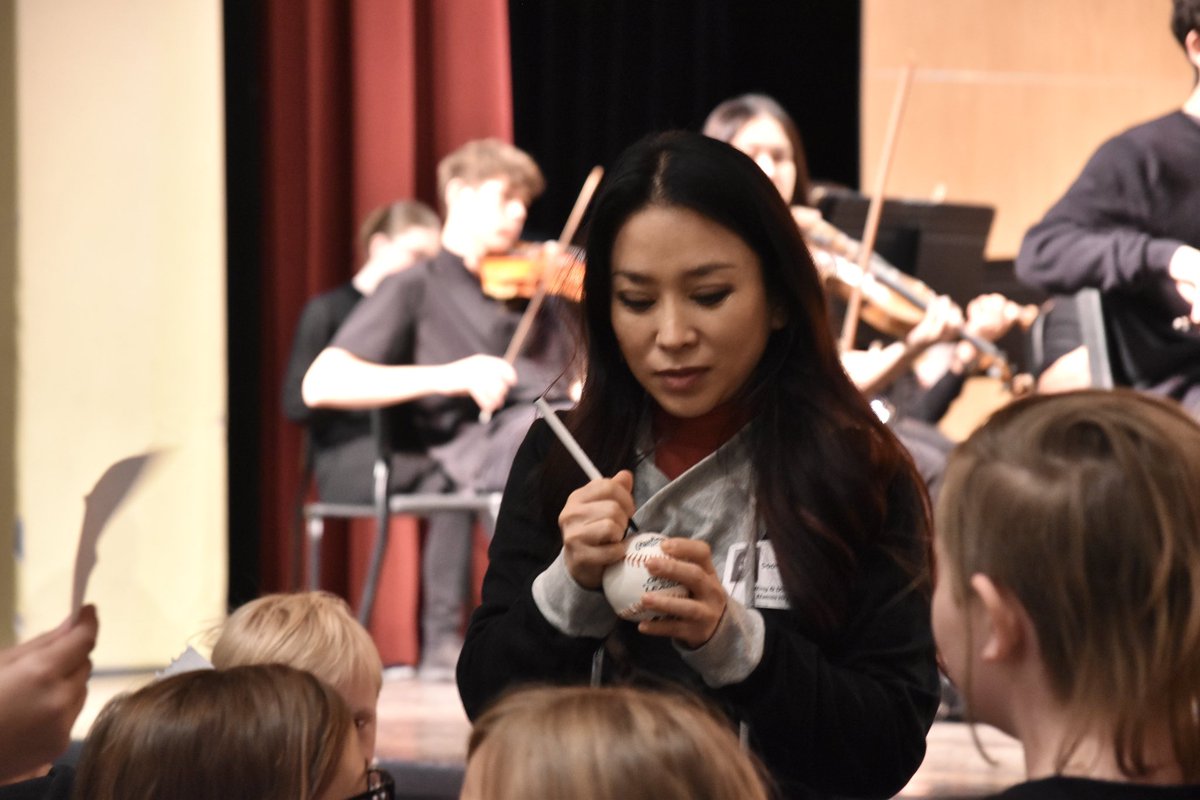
602;532;689;621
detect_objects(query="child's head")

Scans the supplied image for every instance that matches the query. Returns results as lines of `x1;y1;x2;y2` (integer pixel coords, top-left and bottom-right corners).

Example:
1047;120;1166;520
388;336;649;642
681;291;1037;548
75;664;365;800
461;685;771;800
211;591;384;763
933;389;1200;779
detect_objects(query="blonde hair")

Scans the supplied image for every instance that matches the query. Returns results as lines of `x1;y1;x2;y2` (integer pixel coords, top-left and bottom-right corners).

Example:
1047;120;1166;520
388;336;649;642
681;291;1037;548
935;389;1200;779
211;591;382;694
465;686;772;800
74;664;354;800
435;138;544;206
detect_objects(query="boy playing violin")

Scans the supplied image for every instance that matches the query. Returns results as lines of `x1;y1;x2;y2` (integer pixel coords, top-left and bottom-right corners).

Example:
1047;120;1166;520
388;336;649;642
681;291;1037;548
303;138;578;680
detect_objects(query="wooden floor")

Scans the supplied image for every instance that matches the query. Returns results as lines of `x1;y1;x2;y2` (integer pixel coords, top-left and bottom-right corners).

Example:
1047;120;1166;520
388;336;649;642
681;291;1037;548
78;669;1024;799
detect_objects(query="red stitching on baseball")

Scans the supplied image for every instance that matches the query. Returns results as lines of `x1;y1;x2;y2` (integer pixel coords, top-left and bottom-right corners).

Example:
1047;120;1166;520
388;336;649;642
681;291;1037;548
621;601;644;618
627;551;666;569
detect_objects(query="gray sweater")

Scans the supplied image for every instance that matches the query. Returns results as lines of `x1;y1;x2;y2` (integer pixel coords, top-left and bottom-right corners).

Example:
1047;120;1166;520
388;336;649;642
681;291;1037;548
533;425;765;687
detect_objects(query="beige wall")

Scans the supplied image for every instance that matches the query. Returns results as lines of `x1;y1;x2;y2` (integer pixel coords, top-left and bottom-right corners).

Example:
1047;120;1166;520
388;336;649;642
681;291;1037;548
862;0;1192;258
0;2;15;646
11;0;226;666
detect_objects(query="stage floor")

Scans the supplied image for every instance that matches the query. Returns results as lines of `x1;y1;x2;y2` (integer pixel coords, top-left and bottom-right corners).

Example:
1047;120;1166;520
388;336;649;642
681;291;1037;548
77;669;1024;798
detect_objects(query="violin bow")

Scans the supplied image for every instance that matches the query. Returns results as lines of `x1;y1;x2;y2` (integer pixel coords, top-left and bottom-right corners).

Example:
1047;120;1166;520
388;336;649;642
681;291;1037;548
838;62;916;354
501;165;603;365
479;165;604;423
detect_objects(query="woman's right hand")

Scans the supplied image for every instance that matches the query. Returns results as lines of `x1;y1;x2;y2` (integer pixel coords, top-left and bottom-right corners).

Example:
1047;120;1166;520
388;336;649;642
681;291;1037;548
558;470;636;590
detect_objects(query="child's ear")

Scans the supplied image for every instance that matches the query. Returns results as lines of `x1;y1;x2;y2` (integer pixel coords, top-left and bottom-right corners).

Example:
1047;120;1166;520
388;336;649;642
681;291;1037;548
770;303;787;330
969;573;1027;663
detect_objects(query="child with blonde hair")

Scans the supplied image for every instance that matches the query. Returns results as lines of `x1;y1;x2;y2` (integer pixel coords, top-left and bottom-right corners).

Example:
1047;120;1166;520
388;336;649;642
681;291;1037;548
211;591;384;764
461;685;772;800
933;389;1200;796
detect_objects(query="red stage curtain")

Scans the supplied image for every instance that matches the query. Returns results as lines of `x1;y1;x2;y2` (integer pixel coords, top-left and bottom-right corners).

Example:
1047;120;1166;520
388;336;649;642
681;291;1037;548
258;0;513;665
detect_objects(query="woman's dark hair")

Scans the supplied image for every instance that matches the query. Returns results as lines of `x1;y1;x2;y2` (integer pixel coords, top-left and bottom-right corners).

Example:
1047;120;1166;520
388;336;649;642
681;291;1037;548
702;94;812;206
544;131;928;632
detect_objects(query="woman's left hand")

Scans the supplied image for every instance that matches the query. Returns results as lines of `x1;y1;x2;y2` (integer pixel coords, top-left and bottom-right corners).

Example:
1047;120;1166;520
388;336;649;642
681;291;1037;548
636;538;728;649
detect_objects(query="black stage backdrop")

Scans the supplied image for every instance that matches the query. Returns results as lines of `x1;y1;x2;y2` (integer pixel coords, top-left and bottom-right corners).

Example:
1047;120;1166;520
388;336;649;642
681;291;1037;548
226;0;267;608
508;0;860;240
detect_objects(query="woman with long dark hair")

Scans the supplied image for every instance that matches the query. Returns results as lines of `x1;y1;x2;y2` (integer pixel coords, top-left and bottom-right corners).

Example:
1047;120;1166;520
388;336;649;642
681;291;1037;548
457;131;939;799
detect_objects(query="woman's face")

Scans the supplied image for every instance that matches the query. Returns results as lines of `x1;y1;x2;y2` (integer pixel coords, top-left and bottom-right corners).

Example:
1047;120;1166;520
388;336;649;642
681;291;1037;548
729;114;797;204
610;204;780;419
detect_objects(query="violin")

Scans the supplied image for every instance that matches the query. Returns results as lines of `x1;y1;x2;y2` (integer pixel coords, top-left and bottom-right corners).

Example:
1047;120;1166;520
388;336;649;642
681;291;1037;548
812;63;1040;383
479;242;585;304
798;211;1038;378
798;211;928;339
477;166;604;423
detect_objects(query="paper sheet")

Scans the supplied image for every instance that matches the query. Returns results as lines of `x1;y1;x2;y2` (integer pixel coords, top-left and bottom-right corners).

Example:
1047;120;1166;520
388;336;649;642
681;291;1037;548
156;645;214;679
70;451;159;616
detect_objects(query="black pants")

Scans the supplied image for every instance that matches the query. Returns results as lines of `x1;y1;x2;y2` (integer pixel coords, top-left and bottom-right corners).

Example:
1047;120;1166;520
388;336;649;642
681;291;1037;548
312;436;474;654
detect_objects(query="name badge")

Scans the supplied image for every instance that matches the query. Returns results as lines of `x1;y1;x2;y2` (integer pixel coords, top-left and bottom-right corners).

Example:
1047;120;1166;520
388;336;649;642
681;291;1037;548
722;541;790;610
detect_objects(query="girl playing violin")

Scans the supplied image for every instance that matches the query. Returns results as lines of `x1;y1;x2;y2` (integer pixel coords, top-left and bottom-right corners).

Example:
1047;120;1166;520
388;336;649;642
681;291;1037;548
704;94;1023;402
457;131;939;799
705;94;1025;495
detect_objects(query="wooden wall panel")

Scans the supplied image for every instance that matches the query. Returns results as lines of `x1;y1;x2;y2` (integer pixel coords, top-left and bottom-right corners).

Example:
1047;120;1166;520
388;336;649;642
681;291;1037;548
862;0;1192;258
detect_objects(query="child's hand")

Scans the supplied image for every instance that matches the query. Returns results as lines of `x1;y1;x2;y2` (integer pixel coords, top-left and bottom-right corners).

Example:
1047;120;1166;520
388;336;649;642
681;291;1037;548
0;605;98;783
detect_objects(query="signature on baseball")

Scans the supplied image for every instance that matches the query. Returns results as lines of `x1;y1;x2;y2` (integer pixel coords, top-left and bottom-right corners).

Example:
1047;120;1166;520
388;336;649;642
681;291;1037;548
602;532;690;621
